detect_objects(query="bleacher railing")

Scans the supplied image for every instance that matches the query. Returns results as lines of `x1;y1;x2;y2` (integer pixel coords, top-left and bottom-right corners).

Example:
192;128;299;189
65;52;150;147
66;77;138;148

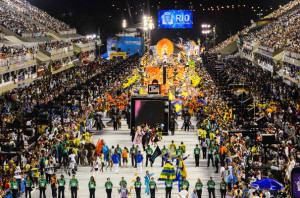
0;53;36;67
21;30;49;38
57;28;76;35
284;50;300;60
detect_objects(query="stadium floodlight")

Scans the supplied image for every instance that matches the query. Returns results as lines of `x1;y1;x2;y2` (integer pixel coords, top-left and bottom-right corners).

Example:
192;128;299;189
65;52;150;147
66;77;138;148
143;16;154;30
201;24;211;28
202;30;211;34
122;19;127;29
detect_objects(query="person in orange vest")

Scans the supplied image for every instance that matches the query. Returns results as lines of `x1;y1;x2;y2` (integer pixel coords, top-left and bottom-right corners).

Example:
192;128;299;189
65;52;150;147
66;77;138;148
219;144;226;165
51;174;58;198
122;147;128;168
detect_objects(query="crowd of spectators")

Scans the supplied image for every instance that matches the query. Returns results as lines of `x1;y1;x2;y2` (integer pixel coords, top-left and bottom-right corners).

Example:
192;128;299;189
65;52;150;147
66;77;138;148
1;0;76;35
0;45;36;68
39;40;73;55
211;0;300;53
0;5;48;38
202;56;299;197
264;0;300;19
210;35;238;52
0;54;139;197
254;53;276;67
244;4;300;51
72;38;95;48
280;63;300;82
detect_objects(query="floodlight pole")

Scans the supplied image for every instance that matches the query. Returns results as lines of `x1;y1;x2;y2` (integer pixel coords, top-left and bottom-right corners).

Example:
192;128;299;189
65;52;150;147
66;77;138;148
213;26;216;48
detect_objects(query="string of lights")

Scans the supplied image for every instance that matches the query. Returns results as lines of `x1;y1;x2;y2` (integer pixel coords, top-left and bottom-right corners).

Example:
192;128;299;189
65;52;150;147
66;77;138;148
110;2;278;14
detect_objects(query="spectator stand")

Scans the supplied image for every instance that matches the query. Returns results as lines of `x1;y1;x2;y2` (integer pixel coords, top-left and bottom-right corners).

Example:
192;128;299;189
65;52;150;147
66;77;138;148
282;50;300;85
0;46;38;95
73;38;96;61
278;62;300;86
0;0;77;39
239;39;260;62
38;41;78;75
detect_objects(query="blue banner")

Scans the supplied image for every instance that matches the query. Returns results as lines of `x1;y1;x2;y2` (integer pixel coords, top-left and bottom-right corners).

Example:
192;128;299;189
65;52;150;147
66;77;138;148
107;36;143;55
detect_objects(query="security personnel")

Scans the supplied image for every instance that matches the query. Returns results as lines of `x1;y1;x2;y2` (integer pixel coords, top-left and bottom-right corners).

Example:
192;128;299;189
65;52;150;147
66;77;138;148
24;176;33;198
38;174;47;198
207;146;214;167
115;145;122;166
207;177;215;198
88;176;96;198
130;144;137;167
161;145;168;167
112;114;118;131
134;176;142;198
220;178;227;198
58;175;66;198
105;178;113;198
214;153;219;173
180;177;190;191
183;115;191;131
146;145;153;167
10;177;19;198
194;144;201;167
195;178;203;198
202;140;208;159
69;175;79;198
165;176;173;198
119;177;127;188
149;177;157;198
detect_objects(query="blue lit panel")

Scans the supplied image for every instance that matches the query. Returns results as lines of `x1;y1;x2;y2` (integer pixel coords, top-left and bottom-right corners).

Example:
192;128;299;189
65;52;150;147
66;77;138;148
158;10;193;29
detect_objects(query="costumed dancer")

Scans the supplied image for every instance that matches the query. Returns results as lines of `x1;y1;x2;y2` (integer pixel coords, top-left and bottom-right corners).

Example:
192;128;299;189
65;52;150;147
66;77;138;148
157;157;176;182
144;170;154;196
176;155;189;192
102;142;109;170
133;126;143;145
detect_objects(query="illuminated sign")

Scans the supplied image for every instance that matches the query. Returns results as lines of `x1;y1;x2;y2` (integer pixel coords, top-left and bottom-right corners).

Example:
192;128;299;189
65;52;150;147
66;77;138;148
158;10;193;29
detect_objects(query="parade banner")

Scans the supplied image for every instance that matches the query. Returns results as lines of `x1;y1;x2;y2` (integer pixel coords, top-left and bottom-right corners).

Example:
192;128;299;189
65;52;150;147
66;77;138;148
150;146;162;163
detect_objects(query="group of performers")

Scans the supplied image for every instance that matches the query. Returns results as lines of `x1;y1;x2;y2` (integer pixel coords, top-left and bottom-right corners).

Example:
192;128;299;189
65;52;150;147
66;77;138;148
132;124;163;150
158;142;189;192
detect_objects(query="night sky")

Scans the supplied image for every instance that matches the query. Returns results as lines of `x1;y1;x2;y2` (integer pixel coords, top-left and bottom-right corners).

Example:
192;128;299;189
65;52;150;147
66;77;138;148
28;0;289;45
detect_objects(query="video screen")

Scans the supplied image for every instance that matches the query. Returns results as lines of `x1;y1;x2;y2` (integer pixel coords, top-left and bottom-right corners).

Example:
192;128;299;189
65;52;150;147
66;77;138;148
292;172;300;197
134;100;165;128
158;10;193;29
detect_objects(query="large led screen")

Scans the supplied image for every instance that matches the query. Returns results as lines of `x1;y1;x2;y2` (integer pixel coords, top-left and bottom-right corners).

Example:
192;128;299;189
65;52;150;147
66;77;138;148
158;10;193;29
134;100;165;128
